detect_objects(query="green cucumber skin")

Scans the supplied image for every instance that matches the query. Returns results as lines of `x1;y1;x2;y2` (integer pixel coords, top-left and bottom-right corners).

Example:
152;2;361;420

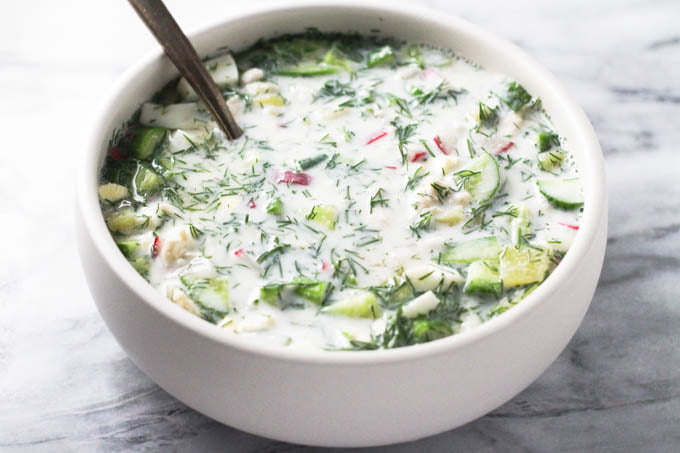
537;178;584;209
273;65;339;77
541;191;584;209
465;151;500;204
132;128;166;160
440;236;501;265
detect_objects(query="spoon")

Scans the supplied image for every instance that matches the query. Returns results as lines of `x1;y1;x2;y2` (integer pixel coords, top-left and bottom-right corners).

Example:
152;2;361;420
128;0;243;140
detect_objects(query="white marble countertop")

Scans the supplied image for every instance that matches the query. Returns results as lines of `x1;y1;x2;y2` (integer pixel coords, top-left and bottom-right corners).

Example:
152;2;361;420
1;0;678;451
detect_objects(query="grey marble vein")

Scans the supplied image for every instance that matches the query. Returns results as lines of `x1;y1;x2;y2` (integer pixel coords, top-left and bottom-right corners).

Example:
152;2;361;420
0;0;678;451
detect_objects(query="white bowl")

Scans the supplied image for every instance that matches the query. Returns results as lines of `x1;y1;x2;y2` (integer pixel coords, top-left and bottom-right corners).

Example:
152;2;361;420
76;1;607;447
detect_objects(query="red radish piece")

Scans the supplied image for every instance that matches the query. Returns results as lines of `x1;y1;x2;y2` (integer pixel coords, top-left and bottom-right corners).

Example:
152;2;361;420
234;249;245;257
366;131;388;145
320;262;329;271
278;171;311;185
151;236;161;258
385;165;398;170
496;141;515;154
109;146;125;160
433;136;448;155
248;199;257;209
411;151;427;162
422;68;438;79
559;222;580;230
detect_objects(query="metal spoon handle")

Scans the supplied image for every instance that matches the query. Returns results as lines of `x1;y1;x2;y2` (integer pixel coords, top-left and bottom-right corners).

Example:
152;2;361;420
128;0;242;139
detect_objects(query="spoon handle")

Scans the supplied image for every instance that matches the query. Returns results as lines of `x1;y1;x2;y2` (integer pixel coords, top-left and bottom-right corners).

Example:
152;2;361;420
128;0;243;140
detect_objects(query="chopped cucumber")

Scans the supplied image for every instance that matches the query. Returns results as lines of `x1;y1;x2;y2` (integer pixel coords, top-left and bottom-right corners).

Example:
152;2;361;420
439;236;501;265
537;132;560;151
537;177;584;209
322;291;380;319
116;239;140;258
432;205;465;226
260;280;330;307
259;285;282;306
307;204;337;230
131;128;166;160
180;275;230;323
255;94;285;107
537;150;565;171
266;197;283;215
130;256;151;277
292;279;330;305
134;166;161;195
510;203;531;246
500;246;550;287
139;102;211;130
404;45;425;69
273;63;339;77
105;209;147;234
366;46;395;67
412;319;453;343
98;183;129;202
323;48;353;72
177;53;238;100
456;151;500;203
464;260;501;297
488;283;539;318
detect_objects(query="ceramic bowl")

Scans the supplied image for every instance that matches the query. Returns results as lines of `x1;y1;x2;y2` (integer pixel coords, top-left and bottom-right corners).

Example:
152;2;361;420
76;1;607;447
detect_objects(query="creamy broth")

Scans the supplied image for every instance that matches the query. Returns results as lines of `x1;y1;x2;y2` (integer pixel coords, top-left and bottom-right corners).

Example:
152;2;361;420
99;32;583;351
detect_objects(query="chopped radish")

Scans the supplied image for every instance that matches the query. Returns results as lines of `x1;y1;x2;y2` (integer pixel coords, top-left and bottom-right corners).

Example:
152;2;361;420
109;146;125;161
151;236;161;258
433;136;448;155
366;131;388;145
496;141;515;154
248;199;257;209
234;249;245;257
278;171;311;185
411;151;427;162
320;262;329;271
422;68;438;79
385;165;398;170
559;222;580;230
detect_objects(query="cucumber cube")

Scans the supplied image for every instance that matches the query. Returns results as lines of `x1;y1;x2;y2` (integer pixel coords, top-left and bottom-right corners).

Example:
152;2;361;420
132;127;166;160
293;279;330;305
266;197;283;215
367;46;395;67
307;204;337;230
134;166;161;194
412;319;454;343
323;48;353;72
500;246;550;287
439;236;501;264
464;260;501;297
323;291;381;319
116;239;140;258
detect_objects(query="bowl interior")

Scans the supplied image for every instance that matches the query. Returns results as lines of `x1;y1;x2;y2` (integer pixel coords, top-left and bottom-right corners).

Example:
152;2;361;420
82;1;605;363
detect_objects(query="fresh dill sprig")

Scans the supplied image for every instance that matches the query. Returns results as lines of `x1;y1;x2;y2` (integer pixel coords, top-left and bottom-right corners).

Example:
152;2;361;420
369;188;389;213
409;211;433;238
430;182;452;203
406;166;429;191
391;119;418;164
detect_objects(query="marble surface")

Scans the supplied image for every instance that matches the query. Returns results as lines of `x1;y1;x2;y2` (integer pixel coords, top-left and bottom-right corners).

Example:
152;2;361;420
1;0;678;451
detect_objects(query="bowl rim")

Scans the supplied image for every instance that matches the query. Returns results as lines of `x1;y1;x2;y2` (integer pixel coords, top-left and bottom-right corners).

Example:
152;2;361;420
78;0;606;365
